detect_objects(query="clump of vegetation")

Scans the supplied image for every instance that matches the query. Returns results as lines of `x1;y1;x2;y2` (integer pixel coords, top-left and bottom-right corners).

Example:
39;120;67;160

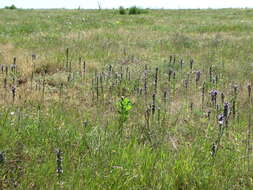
4;4;17;10
116;96;133;123
118;6;147;15
129;6;142;15
119;6;126;15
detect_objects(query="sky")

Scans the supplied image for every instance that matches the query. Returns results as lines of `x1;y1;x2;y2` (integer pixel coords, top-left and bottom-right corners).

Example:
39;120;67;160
1;0;253;9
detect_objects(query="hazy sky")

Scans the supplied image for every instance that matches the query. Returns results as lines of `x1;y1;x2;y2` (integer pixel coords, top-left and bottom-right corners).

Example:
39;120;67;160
1;0;253;9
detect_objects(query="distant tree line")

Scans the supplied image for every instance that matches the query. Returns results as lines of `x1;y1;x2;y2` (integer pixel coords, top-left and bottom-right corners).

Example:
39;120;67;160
4;4;17;9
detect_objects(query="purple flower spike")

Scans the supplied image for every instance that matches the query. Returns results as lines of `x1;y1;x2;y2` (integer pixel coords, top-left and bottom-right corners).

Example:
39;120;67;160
210;90;218;104
196;71;201;83
218;114;224;125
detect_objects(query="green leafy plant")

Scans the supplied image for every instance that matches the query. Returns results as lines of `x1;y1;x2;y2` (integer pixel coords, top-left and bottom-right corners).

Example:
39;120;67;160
116;96;133;123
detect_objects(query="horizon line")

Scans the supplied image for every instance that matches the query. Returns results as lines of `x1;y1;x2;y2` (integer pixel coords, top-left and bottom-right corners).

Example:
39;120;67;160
1;7;253;10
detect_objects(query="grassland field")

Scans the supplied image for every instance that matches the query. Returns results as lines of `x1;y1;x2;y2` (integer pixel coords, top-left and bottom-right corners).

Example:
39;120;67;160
0;8;252;189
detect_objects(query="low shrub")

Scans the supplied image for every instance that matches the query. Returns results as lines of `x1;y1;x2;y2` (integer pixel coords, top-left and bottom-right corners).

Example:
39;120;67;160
129;6;141;15
4;4;17;10
118;6;147;15
119;6;126;15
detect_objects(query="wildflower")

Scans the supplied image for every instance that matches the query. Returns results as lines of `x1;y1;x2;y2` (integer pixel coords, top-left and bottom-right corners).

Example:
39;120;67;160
218;114;224;125
195;71;201;83
210;89;218;104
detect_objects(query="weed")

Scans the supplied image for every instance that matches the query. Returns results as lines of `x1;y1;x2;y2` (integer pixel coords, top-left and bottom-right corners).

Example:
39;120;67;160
116;96;133;124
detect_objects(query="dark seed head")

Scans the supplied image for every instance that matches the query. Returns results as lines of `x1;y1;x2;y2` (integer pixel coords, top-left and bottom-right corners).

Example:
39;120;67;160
32;54;36;60
248;84;251;98
207;110;211;119
223;103;229;118
210;89;218;103
221;92;225;104
195;71;201;83
0;152;4;164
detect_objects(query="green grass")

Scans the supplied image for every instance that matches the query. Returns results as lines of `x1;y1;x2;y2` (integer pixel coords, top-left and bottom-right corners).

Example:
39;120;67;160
0;8;252;189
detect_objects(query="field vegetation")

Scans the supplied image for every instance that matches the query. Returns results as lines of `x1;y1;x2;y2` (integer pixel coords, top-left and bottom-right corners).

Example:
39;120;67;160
0;8;252;189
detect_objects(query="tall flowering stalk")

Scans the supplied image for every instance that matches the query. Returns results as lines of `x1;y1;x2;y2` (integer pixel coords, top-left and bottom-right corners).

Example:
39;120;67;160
247;84;252;172
210;89;218;106
211;103;230;157
56;149;63;178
